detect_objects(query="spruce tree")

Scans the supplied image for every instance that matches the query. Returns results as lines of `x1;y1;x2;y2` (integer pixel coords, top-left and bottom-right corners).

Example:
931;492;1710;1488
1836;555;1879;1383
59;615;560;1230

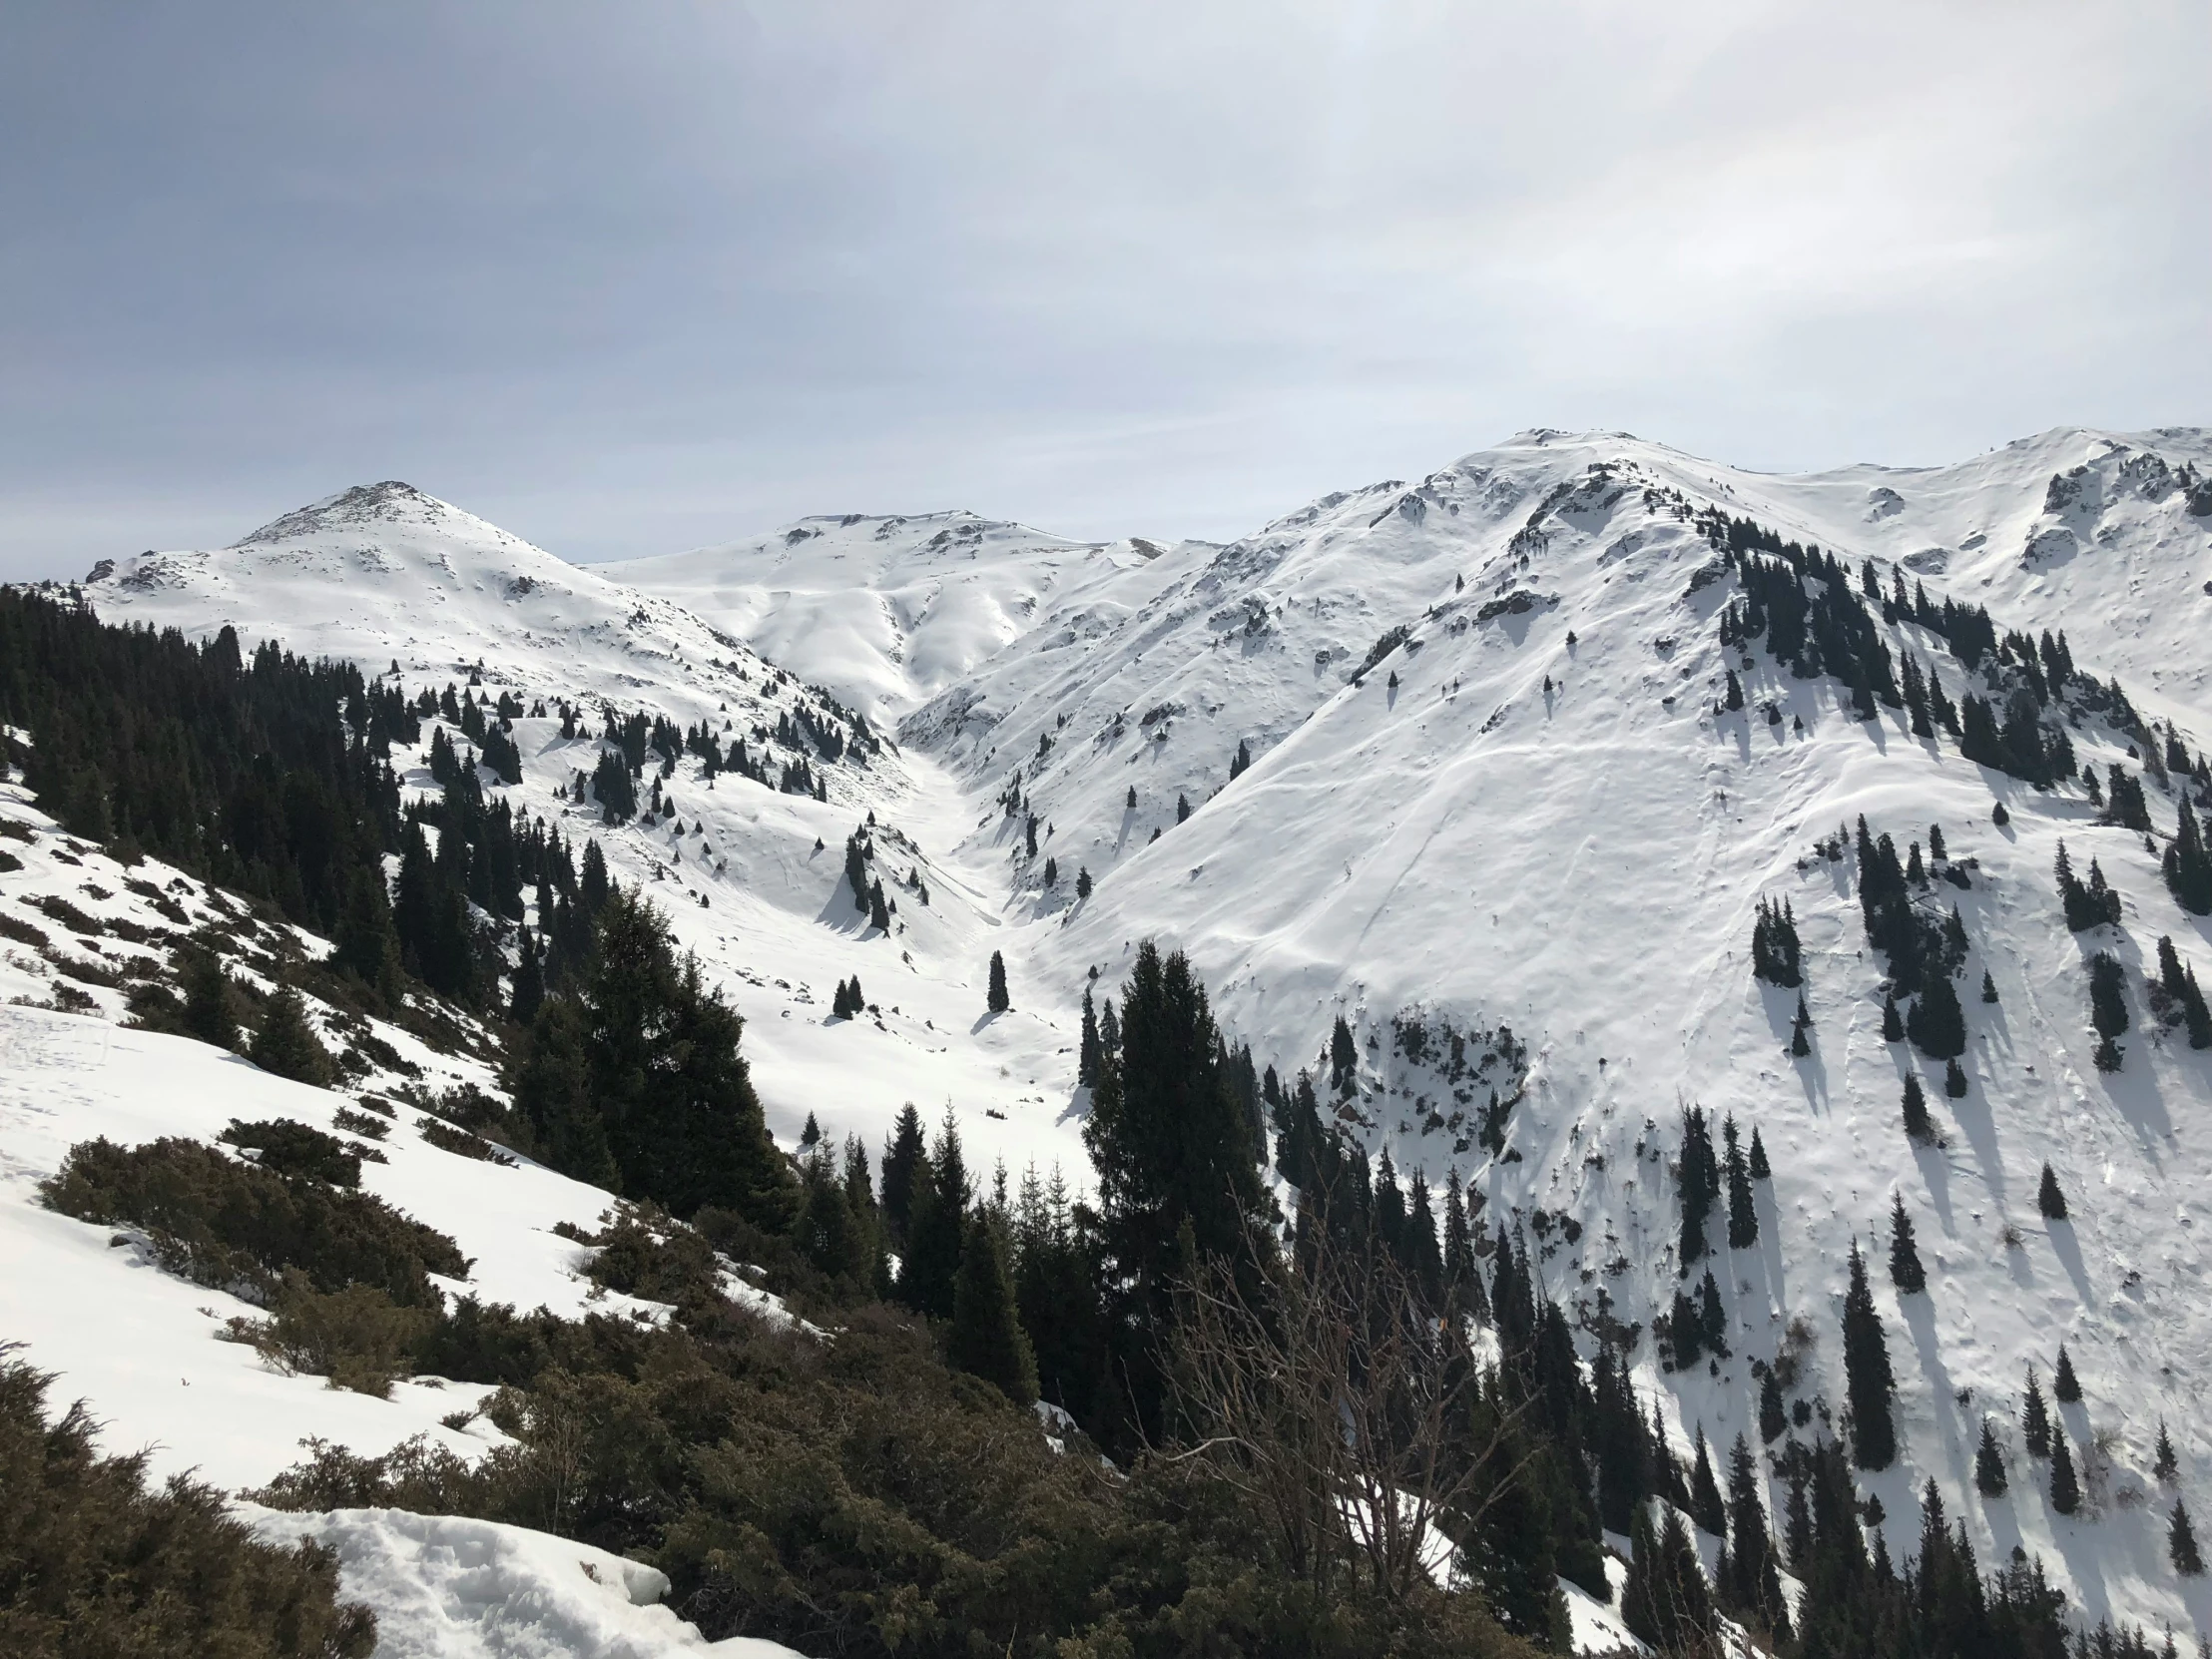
1889;1192;1926;1294
1975;1419;2007;1496
1724;1115;1757;1248
1790;993;1812;1057
2155;1420;2179;1482
2053;1343;2081;1403
1723;1432;1786;1632
1329;1013;1357;1096
1748;1125;1771;1180
1690;1427;1727;1534
899;1114;969;1321
1943;1056;1967;1098
511;997;618;1190
880;1102;927;1246
2049;1431;2081;1514
948;1211;1039;1405
1678;1106;1721;1269
2037;1164;2067;1221
2021;1367;2051;1458
2173;1501;2205;1576
1907;969;1967;1059
251;983;331;1087
1842;1240;1897;1469
1077;988;1102;1087
181;950;239;1050
509;931;544;1027
2089;950;2128;1069
986;949;1009;1014
1759;1370;1786;1444
1881;990;1905;1041
1901;1072;1936;1144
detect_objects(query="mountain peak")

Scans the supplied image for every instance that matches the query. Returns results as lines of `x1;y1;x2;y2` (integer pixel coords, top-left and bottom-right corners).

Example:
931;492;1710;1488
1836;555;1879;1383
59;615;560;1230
233;480;459;548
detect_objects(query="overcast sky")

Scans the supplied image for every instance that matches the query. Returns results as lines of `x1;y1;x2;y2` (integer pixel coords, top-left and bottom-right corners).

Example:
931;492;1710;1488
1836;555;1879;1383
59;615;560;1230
1;2;2204;578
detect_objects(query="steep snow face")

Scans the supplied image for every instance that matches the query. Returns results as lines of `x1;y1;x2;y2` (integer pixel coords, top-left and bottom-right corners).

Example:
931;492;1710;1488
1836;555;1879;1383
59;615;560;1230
605;510;1211;726
885;427;2212;1637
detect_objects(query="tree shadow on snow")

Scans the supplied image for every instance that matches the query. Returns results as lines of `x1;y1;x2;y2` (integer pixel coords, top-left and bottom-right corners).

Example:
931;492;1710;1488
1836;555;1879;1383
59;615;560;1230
2044;1218;2094;1308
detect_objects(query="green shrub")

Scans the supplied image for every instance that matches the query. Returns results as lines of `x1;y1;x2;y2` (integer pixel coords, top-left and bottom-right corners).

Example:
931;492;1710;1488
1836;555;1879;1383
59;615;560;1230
40;1136;468;1308
415;1117;516;1166
228;1272;435;1398
221;1119;362;1187
0;1351;376;1657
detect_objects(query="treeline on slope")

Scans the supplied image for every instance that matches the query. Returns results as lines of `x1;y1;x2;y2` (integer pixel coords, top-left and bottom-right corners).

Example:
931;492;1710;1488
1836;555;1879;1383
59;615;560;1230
0;588;603;1021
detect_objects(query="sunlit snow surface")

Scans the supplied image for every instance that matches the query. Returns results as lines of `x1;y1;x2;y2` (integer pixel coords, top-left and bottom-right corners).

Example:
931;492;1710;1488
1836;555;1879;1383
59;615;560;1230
27;426;2212;1641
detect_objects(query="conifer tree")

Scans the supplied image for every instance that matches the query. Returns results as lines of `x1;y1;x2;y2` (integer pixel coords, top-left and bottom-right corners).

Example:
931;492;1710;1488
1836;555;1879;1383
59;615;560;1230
1077;987;1102;1087
948;1210;1039;1405
899;1115;969;1321
1975;1419;2007;1495
2021;1367;2051;1458
1328;1013;1358;1096
510;997;618;1189
1075;865;1091;900
1881;990;1905;1041
1901;1072;1936;1144
1722;1432;1787;1634
2167;799;2212;915
799;1111;822;1148
1752;896;1804;987
1623;1504;1715;1656
1889;1192;1926;1295
2155;1420;2179;1482
2053;1343;2081;1403
2172;1501;2205;1576
2088;950;2129;1070
1748;1125;1771;1180
1176;793;1190;824
1943;1056;1967;1098
251;982;331;1087
509;930;544;1027
868;880;890;932
181;950;239;1050
2037;1164;2067;1221
1691;1427;1727;1534
1842;1240;1897;1469
1724;1114;1757;1248
986;949;1009;1014
1790;993;1813;1057
1981;969;1998;1004
1908;969;1967;1059
880;1102;927;1246
2049;1431;2081;1514
1759;1370;1786;1444
1678;1106;1721;1269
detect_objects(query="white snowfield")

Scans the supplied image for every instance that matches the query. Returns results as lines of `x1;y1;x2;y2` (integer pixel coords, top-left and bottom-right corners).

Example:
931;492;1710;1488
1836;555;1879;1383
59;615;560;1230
239;1505;804;1659
11;422;2210;1644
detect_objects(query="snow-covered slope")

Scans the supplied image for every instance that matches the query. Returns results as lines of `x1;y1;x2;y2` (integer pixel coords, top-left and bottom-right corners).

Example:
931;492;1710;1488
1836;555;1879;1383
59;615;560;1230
22;427;2212;1643
602;510;1212;726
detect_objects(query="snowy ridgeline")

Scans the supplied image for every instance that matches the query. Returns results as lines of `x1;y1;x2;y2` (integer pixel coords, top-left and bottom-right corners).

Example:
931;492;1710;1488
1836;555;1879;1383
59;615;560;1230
14;423;2212;1642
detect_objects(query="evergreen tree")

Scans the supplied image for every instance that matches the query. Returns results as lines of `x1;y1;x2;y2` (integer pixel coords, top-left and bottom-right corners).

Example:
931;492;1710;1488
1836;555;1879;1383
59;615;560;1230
1722;1432;1787;1634
1881;990;1905;1041
868;880;890;932
1748;1126;1771;1180
880;1103;927;1247
1329;1013;1358;1096
1842;1240;1897;1469
1943;1055;1967;1098
251;982;331;1087
1623;1503;1715;1656
1175;793;1190;824
1690;1427;1727;1534
986;950;1009;1014
509;930;544;1027
1724;1115;1757;1248
2021;1367;2051;1458
181;950;239;1050
2172;1501;2205;1576
1975;1419;2007;1495
510;997;618;1190
948;1210;1039;1404
2167;799;2212;915
899;1114;969;1321
2038;1164;2068;1221
1759;1370;1786;1444
1791;993;1813;1057
1678;1106;1721;1270
1752;896;1804;987
1075;866;1091;900
1907;969;1967;1060
1889;1192;1926;1295
2052;1343;2081;1403
1077;987;1102;1087
578;891;796;1224
844;830;869;913
2155;1420;2179;1483
1901;1071;1936;1144
2049;1431;2081;1514
2089;950;2129;1070
1981;969;1998;1004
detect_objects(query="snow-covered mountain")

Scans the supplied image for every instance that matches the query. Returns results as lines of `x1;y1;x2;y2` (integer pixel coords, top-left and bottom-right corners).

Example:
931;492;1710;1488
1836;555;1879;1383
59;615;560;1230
16;424;2212;1645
